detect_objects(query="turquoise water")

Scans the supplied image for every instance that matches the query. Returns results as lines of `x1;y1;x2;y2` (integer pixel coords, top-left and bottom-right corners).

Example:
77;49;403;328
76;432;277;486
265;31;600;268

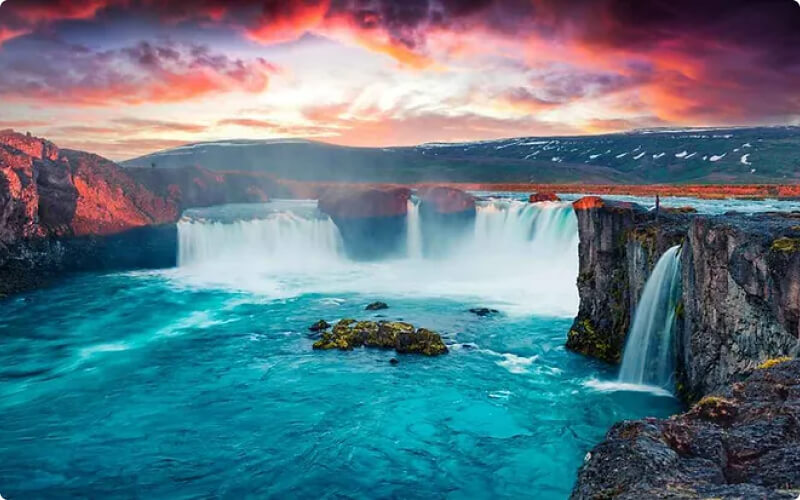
0;201;681;499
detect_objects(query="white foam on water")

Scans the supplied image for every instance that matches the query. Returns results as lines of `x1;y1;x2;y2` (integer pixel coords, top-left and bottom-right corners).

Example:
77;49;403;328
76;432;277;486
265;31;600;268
174;199;580;317
583;379;675;398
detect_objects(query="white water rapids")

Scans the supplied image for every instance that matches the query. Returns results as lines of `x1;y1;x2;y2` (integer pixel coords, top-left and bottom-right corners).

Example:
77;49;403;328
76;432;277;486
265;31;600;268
175;199;579;316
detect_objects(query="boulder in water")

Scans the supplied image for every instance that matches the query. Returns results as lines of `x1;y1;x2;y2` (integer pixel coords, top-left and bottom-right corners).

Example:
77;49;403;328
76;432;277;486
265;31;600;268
365;301;389;311
312;319;447;356
528;192;561;203
309;319;331;332
417;186;476;214
469;307;500;317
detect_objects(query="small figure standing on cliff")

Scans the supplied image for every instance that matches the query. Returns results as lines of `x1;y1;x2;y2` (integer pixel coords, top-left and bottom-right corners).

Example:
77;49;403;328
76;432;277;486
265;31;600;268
655;195;660;216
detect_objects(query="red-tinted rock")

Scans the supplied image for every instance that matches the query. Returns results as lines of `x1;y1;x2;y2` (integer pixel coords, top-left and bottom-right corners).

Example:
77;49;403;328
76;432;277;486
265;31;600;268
318;186;411;219
528;191;561;203
0;129;59;161
417;186;475;214
572;196;605;210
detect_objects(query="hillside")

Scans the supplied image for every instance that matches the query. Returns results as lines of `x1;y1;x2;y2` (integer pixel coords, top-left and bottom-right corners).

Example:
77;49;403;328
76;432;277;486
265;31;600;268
122;126;800;184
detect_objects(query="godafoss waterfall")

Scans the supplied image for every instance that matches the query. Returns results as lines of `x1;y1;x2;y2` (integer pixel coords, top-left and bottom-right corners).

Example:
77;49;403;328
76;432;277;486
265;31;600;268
618;245;683;392
0;197;680;498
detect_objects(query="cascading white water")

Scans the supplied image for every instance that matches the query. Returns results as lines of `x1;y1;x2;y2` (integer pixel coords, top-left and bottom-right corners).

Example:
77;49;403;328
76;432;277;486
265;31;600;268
406;198;423;259
174;198;580;316
178;209;343;271
618;245;682;389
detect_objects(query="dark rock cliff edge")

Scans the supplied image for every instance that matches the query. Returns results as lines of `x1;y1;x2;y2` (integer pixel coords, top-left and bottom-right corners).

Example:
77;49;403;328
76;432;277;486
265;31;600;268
567;196;800;498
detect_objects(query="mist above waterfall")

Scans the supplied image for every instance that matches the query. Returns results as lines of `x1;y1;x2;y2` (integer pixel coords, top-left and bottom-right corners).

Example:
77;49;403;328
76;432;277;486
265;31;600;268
175;199;579;316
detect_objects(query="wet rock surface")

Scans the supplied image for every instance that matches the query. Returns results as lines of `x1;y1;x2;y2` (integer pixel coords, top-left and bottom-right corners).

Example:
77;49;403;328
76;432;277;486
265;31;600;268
365;301;389;311
571;359;800;500
469;307;499;317
311;319;448;356
417;186;476;256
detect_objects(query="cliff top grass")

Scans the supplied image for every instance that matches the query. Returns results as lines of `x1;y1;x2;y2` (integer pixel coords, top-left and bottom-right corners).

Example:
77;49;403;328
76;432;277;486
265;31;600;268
771;237;800;253
757;356;793;370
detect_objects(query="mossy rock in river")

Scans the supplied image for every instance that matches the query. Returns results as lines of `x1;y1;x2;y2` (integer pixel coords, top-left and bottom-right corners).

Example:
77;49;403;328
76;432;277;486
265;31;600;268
312;319;447;356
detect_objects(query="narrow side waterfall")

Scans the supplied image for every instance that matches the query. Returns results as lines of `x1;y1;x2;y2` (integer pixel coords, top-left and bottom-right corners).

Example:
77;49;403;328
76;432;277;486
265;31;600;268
406;198;423;259
618;245;682;389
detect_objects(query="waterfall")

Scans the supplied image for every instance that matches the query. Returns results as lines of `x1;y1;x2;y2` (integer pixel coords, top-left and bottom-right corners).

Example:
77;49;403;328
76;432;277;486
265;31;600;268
472;200;578;257
178;208;343;271
406;198;423;259
618;245;682;390
174;198;580;316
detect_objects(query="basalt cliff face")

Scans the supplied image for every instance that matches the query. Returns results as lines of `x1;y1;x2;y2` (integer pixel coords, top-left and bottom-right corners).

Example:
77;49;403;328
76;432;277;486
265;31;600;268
567;197;799;399
566;197;691;363
0;130;279;296
572;359;800;499
678;213;800;399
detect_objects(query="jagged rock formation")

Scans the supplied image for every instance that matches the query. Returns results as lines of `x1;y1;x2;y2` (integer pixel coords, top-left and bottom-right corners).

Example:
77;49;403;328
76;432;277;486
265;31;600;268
571;359;800;499
566;196;800;401
311;319;448;356
417;186;476;256
678;213;800;399
0;130;281;296
566;197;691;363
318;186;411;259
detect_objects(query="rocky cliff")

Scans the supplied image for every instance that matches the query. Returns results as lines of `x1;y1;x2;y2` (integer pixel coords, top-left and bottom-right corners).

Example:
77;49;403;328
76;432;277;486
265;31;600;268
0;130;280;296
566;196;800;400
566;197;691;363
571;358;800;499
678;213;800;399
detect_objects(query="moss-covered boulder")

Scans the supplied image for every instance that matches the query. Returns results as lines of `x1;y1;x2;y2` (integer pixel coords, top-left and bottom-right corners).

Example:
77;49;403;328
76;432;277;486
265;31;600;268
312;319;447;356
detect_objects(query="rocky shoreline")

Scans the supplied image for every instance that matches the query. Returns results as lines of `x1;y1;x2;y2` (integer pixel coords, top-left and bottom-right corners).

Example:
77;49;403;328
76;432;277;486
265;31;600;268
571;358;800;499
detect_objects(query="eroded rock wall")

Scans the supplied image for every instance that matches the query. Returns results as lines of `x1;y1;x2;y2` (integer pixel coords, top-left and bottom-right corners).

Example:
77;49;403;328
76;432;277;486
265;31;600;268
566;197;690;363
678;214;800;399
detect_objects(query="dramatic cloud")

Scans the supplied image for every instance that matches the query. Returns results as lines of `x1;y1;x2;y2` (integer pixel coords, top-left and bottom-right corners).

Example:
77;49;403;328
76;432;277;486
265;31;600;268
0;0;798;157
0;40;276;106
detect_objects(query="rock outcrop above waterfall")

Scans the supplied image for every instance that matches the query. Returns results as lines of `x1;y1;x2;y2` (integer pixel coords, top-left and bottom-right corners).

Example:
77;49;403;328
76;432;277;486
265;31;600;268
417;186;476;256
571;358;800;500
566;196;692;363
318;186;411;260
529;192;561;203
311;319;448;356
677;212;800;399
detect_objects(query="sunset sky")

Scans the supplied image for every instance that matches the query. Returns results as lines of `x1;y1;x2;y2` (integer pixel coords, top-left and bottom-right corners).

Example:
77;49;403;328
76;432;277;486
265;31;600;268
1;0;799;160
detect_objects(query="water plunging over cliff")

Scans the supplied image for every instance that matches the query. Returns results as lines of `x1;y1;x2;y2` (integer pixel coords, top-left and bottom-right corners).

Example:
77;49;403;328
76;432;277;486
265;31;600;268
618;245;682;390
176;199;579;315
178;201;343;271
406;198;423;259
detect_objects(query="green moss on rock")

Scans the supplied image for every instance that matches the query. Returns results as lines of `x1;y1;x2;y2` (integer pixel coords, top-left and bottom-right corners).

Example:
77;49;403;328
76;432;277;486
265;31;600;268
771;237;800;254
566;318;621;364
312;319;447;356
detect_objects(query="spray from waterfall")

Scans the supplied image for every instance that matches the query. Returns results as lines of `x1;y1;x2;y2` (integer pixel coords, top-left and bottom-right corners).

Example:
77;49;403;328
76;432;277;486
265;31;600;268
618;245;682;390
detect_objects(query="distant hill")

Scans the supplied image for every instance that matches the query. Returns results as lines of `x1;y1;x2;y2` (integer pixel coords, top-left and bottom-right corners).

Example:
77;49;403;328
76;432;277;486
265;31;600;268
121;126;800;184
